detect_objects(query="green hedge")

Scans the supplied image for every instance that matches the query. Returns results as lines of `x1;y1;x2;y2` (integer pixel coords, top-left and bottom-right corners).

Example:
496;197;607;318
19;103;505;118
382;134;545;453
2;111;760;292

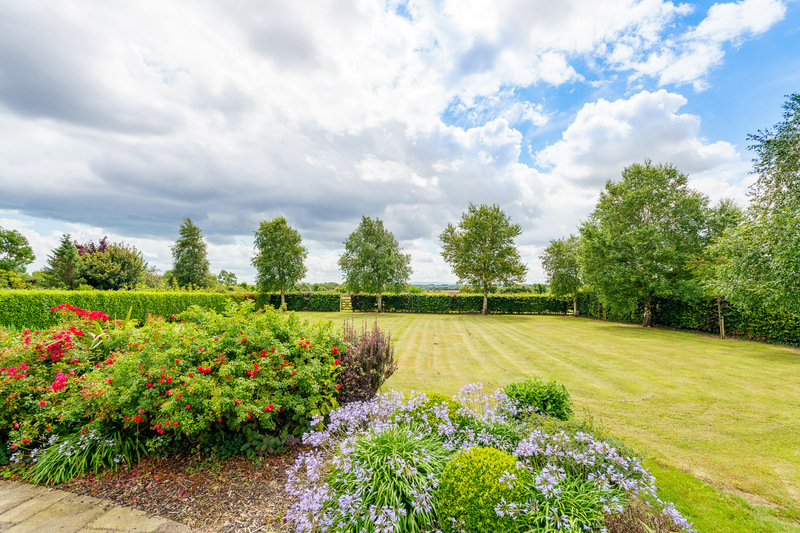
0;290;250;330
349;293;568;314
256;293;341;312
576;291;800;346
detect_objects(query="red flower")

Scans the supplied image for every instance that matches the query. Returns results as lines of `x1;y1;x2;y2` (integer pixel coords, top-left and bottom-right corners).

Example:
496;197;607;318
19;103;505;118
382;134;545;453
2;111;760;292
336;384;341;390
186;404;191;409
39;400;46;407
188;373;193;378
107;379;113;385
334;359;340;366
332;346;338;354
173;421;178;426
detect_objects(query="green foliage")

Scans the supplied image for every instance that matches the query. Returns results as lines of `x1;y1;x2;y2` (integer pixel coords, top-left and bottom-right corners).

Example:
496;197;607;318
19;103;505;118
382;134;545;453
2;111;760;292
80;242;147;290
437;447;530;533
405;392;466;427
503;377;574;420
440;204;527;315
256;292;341;312
337;320;397;404
27;428;146;485
350;293;568;314
1;301;344;481
338;216;412;312
217;270;237;286
252;217;308;305
710;95;800;317
0;290;245;330
171;217;211;288
42;234;83;290
0;227;35;273
579;161;711;327
0;269;29;289
541;234;582;315
324;424;453;533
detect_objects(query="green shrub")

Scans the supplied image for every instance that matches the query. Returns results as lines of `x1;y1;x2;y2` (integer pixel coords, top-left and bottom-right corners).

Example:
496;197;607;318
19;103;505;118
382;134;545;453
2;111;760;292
405;392;466;427
0;290;247;330
503;376;574;420
323;424;453;533
1;300;344;480
256;293;340;312
436;447;530;533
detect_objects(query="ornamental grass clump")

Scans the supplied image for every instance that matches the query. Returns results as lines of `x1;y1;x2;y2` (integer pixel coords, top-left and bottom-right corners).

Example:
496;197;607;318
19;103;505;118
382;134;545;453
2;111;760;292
287;384;696;533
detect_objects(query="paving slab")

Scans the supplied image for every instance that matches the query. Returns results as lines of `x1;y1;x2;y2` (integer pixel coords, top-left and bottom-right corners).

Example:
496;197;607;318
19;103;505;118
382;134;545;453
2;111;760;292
0;482;195;533
0;484;46;515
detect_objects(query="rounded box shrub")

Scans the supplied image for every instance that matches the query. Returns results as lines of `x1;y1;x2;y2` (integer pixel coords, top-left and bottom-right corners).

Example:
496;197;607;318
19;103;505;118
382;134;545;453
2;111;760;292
436;447;530;533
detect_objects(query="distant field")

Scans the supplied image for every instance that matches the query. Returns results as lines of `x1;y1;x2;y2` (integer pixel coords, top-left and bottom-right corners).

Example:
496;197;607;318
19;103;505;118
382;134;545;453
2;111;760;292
300;311;800;532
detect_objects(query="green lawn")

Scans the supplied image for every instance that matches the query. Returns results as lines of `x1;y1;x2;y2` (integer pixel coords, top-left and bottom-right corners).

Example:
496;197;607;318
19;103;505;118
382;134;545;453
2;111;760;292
300;311;800;532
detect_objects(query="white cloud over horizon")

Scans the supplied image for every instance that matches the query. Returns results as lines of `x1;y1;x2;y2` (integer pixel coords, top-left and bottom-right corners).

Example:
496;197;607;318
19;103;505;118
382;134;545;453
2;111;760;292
0;0;790;284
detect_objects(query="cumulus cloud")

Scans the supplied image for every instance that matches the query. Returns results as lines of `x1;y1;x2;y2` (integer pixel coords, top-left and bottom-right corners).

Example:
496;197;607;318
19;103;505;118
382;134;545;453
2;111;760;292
0;0;781;282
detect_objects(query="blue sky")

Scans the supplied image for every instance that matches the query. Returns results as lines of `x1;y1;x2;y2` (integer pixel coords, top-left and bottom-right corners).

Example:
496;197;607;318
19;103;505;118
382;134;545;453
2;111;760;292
0;0;798;284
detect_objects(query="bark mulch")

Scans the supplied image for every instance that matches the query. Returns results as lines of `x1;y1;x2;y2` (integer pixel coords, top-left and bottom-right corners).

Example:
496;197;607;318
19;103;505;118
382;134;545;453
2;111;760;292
54;449;302;533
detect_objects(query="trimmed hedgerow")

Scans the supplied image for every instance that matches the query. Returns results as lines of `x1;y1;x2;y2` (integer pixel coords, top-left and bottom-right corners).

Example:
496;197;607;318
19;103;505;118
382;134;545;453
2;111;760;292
0;290;247;330
255;293;341;312
350;293;568;315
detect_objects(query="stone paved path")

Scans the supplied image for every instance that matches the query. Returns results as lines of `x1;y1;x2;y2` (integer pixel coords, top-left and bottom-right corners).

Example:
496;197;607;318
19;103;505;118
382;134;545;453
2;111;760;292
0;481;195;533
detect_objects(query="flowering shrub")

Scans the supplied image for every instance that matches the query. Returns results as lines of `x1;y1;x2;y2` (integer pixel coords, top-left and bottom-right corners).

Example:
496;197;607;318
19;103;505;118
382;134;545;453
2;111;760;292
1;300;346;479
287;384;696;533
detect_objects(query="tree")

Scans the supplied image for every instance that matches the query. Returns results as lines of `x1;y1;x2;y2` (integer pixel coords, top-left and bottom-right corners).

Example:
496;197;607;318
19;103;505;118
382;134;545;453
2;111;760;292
691;199;744;338
540;234;581;316
439;204;527;315
42;234;83;289
217;269;238;286
80;242;147;290
0;227;35;273
252;217;308;305
339;216;411;312
171;218;210;288
579;161;710;327
710;94;800;315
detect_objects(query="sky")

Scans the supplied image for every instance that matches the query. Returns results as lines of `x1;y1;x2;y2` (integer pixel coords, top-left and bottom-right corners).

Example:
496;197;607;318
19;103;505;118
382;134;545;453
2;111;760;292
1;0;799;284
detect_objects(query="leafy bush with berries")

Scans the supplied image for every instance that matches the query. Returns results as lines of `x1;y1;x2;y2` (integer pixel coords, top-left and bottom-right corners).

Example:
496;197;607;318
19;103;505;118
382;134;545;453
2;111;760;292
0;300;346;480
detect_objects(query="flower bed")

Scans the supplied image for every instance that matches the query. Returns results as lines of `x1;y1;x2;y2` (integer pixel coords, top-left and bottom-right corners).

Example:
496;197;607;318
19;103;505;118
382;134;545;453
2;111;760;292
1;301;344;479
287;384;695;533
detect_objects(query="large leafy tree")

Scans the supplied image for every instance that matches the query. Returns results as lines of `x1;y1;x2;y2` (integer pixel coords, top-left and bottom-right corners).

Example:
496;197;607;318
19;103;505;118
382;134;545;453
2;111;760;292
171;217;211;288
80;242;147;290
690;199;744;337
339;216;411;312
252;217;308;306
579;161;710;327
540;234;581;316
0;226;35;273
710;94;800;315
440;204;527;315
42;234;83;289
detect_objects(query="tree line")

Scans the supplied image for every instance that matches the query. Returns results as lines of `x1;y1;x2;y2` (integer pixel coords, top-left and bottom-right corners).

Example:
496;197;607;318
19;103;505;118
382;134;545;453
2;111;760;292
2;94;797;322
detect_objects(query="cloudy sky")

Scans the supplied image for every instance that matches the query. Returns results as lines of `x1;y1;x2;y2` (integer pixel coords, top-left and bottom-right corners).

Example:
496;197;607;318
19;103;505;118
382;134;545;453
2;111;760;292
1;0;798;284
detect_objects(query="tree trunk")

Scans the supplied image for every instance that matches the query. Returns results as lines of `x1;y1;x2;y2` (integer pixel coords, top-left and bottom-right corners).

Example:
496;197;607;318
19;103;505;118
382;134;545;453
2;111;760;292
717;296;725;339
377;293;383;313
482;287;488;315
280;287;285;307
572;294;578;317
601;304;606;321
643;296;653;327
